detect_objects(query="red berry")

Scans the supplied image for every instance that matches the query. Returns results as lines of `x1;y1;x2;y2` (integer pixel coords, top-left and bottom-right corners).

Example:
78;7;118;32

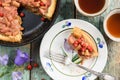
40;2;45;6
41;78;45;80
0;13;4;17
20;12;25;17
33;63;39;67
27;64;32;70
41;17;45;21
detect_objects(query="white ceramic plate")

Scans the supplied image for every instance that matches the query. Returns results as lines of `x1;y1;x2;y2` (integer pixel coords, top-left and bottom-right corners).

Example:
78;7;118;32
40;19;108;80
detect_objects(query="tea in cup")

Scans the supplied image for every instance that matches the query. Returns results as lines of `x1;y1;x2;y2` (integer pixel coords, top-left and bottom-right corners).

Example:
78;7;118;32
74;0;110;16
104;9;120;42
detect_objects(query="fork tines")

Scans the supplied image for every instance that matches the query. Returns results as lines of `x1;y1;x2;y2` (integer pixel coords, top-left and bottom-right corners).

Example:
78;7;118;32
50;53;65;64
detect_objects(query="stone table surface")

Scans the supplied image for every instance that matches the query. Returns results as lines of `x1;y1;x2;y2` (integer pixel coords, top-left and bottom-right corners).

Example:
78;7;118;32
0;0;120;80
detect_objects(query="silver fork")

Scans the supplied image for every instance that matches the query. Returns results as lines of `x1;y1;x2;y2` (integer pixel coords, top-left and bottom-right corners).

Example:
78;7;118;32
50;53;118;80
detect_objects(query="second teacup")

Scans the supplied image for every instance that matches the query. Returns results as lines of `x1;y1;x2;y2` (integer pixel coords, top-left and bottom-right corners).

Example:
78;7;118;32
104;8;120;42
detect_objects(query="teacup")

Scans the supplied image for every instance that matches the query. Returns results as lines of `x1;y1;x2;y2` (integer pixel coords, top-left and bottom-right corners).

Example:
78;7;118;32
104;9;120;42
74;0;110;16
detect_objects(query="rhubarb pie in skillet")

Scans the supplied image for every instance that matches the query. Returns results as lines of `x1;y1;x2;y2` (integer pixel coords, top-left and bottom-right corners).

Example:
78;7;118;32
0;0;56;42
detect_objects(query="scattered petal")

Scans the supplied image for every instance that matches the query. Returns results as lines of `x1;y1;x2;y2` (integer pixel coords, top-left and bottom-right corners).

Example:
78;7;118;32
0;54;9;66
12;72;22;80
15;49;29;66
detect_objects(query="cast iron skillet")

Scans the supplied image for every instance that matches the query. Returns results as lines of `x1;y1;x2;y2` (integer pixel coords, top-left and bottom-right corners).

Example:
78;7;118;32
0;0;60;47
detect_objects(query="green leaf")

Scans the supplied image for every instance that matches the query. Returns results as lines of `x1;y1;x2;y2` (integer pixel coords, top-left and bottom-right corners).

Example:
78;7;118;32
0;66;10;77
72;54;79;62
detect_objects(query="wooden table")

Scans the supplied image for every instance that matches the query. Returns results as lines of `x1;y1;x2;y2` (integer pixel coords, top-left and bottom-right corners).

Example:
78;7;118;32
0;0;120;80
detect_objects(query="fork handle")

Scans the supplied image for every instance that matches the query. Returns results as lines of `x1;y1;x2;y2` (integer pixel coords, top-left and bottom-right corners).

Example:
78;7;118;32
73;63;116;80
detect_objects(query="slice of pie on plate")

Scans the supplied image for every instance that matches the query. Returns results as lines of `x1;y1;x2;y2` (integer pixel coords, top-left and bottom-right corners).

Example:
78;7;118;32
0;0;56;42
67;27;98;63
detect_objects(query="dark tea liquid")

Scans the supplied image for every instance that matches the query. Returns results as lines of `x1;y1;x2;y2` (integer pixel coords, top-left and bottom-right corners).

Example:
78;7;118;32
78;0;105;14
107;13;120;38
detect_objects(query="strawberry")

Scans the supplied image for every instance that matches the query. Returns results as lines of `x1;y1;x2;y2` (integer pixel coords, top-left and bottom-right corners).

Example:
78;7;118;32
81;47;86;52
87;45;93;52
74;40;79;44
80;37;84;41
73;40;79;47
73;43;78;47
77;38;82;44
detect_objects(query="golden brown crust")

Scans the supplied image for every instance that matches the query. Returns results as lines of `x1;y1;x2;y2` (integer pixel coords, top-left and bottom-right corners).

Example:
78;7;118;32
42;0;56;19
0;32;22;42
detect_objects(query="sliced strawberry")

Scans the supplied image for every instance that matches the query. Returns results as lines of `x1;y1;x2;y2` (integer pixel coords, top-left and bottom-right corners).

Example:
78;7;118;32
80;37;84;41
81;47;86;52
77;38;82;44
87;45;93;52
82;43;87;47
73;42;78;47
74;40;79;44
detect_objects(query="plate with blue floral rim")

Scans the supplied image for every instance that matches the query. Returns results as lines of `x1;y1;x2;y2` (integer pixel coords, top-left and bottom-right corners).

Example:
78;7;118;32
40;19;108;80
